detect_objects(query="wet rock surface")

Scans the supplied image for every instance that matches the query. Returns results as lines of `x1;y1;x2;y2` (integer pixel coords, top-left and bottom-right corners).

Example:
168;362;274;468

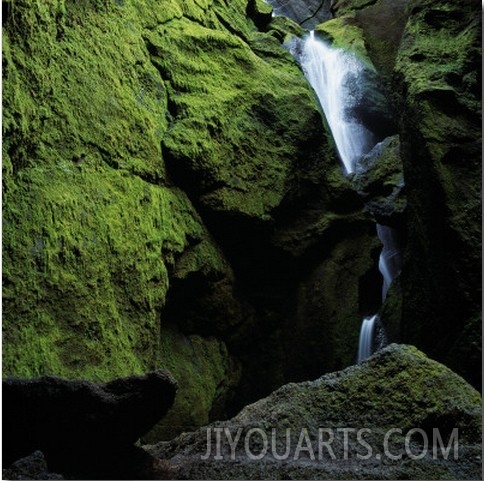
352;135;406;226
266;0;333;29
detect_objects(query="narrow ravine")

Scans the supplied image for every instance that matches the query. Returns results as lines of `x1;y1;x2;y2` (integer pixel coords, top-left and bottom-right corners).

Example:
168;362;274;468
296;31;402;362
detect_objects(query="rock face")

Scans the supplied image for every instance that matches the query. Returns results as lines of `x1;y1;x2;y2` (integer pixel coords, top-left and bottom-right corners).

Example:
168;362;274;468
2;370;177;477
352;135;406;227
2;451;64;480
392;0;482;390
2;0;480;451
2;0;378;439
329;0;410;84
147;344;482;480
266;0;333;29
327;0;481;391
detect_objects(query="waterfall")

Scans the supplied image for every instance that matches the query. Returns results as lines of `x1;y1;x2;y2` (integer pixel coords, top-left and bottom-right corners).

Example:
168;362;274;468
298;31;401;362
300;31;374;174
357;315;377;363
377;224;402;301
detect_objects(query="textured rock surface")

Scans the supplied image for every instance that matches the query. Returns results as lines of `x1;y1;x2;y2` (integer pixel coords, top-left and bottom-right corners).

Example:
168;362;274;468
329;0;410;83
352;135;406;226
2;370;177;472
2;0;378;439
392;0;482;390
146;344;482;480
2;451;64;480
266;0;333;29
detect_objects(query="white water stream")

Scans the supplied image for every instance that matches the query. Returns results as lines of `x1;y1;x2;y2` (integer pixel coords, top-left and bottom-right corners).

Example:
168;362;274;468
299;31;402;362
301;31;374;174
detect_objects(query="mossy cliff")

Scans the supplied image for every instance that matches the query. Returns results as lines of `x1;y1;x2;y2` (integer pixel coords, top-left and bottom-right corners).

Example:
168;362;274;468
392;0;481;389
3;0;377;439
325;0;481;389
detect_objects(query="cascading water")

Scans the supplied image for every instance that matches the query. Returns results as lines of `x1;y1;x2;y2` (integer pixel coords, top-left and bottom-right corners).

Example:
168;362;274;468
357;314;377;363
377;224;402;301
298;31;402;362
300;32;375;174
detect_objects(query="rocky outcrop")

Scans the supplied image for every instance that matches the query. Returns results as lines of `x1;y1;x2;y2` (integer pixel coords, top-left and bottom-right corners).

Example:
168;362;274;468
266;0;333;29
2;0;378;440
352;135;406;226
329;0;410;84
146;344;482;480
328;0;481;391
2;451;64;480
392;0;482;390
2;371;177;470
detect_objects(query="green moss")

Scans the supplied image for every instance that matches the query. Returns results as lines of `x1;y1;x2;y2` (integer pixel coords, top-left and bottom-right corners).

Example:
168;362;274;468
146;16;325;221
144;325;241;441
1;0;229;381
393;0;481;389
314;17;375;69
256;344;482;439
149;344;482;479
251;0;273;17
331;0;380;16
2;160;207;379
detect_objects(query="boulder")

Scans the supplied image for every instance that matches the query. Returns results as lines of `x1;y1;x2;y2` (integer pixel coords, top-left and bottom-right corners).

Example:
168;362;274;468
146;344;482;480
2;451;64;480
2;370;177;474
352;135;406;226
247;0;273;29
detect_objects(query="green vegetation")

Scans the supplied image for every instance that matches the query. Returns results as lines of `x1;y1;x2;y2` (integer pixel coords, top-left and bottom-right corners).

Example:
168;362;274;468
2;0;335;438
146;14;326;221
314;17;375;69
145;325;241;441
392;0;481;389
1;0;236;381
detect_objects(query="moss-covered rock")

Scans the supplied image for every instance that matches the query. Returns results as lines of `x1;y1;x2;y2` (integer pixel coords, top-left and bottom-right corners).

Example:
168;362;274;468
1;0;247;437
144;327;241;442
247;0;273;29
330;0;410;86
392;0;481;390
146;16;327;222
147;344;482;480
3;0;383;441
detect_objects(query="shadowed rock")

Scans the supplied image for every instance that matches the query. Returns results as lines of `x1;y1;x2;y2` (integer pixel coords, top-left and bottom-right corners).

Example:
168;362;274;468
146;345;481;480
2;451;64;480
352;135;406;227
3;370;177;476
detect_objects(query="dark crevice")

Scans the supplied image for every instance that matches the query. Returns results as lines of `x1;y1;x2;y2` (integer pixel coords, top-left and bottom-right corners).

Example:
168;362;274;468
300;0;328;27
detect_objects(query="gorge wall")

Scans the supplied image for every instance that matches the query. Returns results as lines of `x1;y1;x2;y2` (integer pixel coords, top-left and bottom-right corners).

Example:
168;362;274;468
3;0;481;443
3;0;377;439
